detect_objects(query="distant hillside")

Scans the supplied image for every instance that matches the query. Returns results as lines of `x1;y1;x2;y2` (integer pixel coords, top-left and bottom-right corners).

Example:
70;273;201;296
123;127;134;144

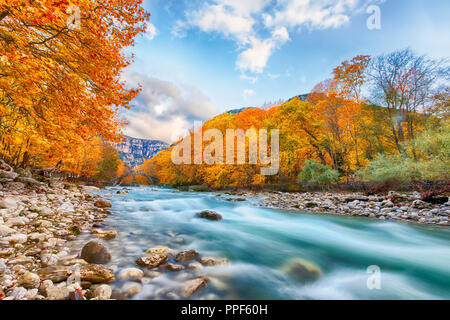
226;94;309;115
114;136;169;168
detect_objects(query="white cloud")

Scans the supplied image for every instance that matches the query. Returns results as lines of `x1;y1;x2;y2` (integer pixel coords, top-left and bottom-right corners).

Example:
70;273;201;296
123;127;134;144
174;0;380;74
240;74;259;83
237;37;277;74
191;3;255;42
123;72;219;143
146;22;158;40
237;28;290;74
243;89;256;99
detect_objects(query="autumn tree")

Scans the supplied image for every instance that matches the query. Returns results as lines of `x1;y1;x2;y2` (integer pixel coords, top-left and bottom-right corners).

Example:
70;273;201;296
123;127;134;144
0;0;150;167
368;48;448;154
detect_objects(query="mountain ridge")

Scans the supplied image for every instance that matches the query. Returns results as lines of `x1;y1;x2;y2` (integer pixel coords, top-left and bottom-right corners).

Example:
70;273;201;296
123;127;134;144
114;135;169;168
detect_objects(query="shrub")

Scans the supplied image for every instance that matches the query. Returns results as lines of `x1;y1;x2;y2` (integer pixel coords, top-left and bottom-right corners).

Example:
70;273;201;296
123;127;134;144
361;123;450;184
360;154;419;184
298;160;340;187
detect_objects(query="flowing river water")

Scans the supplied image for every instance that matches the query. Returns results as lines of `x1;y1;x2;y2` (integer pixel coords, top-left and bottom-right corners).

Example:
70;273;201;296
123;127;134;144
71;187;450;300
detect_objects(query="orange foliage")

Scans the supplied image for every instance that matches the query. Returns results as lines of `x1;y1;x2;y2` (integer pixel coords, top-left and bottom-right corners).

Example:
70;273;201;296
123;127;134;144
0;0;149;170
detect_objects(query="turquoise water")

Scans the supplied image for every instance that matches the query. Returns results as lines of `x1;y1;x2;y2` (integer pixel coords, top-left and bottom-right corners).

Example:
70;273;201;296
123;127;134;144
85;187;450;300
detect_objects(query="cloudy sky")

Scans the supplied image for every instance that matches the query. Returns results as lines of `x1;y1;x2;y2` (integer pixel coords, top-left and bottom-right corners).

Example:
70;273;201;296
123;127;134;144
122;0;450;142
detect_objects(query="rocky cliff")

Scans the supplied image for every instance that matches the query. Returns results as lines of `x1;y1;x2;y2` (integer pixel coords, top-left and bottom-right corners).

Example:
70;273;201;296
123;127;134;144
114;136;169;168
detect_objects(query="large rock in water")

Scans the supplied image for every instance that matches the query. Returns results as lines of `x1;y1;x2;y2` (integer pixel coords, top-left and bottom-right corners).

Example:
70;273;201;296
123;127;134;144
196;210;223;221
118;268;144;280
93;284;112;300
281;258;322;283
94;200;112;208
136;253;169;268
81;241;111;264
180;278;209;298
174;250;200;262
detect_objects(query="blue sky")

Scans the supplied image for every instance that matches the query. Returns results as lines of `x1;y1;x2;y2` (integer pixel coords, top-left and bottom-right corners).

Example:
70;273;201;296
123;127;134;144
122;0;450;142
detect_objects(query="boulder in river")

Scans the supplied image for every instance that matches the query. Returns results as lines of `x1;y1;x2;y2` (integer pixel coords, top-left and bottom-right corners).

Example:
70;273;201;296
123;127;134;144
122;282;142;297
118;268;144;280
93;284;112;300
81;241;111;264
196;210;223;221
136;253;169;268
281;258;322;283
174;250;200;262
162;263;185;271
180;278;209;298
94;200;112;208
146;247;171;255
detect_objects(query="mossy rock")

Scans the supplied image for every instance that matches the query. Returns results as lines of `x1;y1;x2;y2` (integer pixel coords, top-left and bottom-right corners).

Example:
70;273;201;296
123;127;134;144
281;258;322;283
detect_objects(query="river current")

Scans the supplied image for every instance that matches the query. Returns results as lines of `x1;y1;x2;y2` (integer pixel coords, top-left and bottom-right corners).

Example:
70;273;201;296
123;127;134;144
71;187;450;300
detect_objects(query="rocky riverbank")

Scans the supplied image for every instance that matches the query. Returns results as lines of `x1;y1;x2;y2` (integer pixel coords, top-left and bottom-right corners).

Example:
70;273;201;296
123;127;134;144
0;162;229;300
0;161;120;300
248;190;449;226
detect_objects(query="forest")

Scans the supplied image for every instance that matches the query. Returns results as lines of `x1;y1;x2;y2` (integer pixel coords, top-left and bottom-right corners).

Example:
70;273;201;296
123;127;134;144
140;51;449;190
0;2;448;190
0;0;148;183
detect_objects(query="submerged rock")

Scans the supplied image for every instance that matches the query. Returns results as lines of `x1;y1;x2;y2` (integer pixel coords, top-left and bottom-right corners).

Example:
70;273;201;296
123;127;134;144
122;282;142;297
81;241;111;264
93;284;112;300
162;263;185;271
118;268;144;280
282;258;322;283
200;257;229;266
196;210;223;221
180;278;209;298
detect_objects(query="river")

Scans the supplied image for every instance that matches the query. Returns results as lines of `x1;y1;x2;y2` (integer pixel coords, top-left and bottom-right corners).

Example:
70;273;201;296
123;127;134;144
71;187;450;300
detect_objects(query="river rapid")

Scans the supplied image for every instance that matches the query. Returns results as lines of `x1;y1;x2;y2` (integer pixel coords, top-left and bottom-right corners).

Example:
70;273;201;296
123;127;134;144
71;187;450;300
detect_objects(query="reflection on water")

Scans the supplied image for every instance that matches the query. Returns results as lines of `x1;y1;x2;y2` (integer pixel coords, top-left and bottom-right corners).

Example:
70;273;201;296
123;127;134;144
70;187;450;300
